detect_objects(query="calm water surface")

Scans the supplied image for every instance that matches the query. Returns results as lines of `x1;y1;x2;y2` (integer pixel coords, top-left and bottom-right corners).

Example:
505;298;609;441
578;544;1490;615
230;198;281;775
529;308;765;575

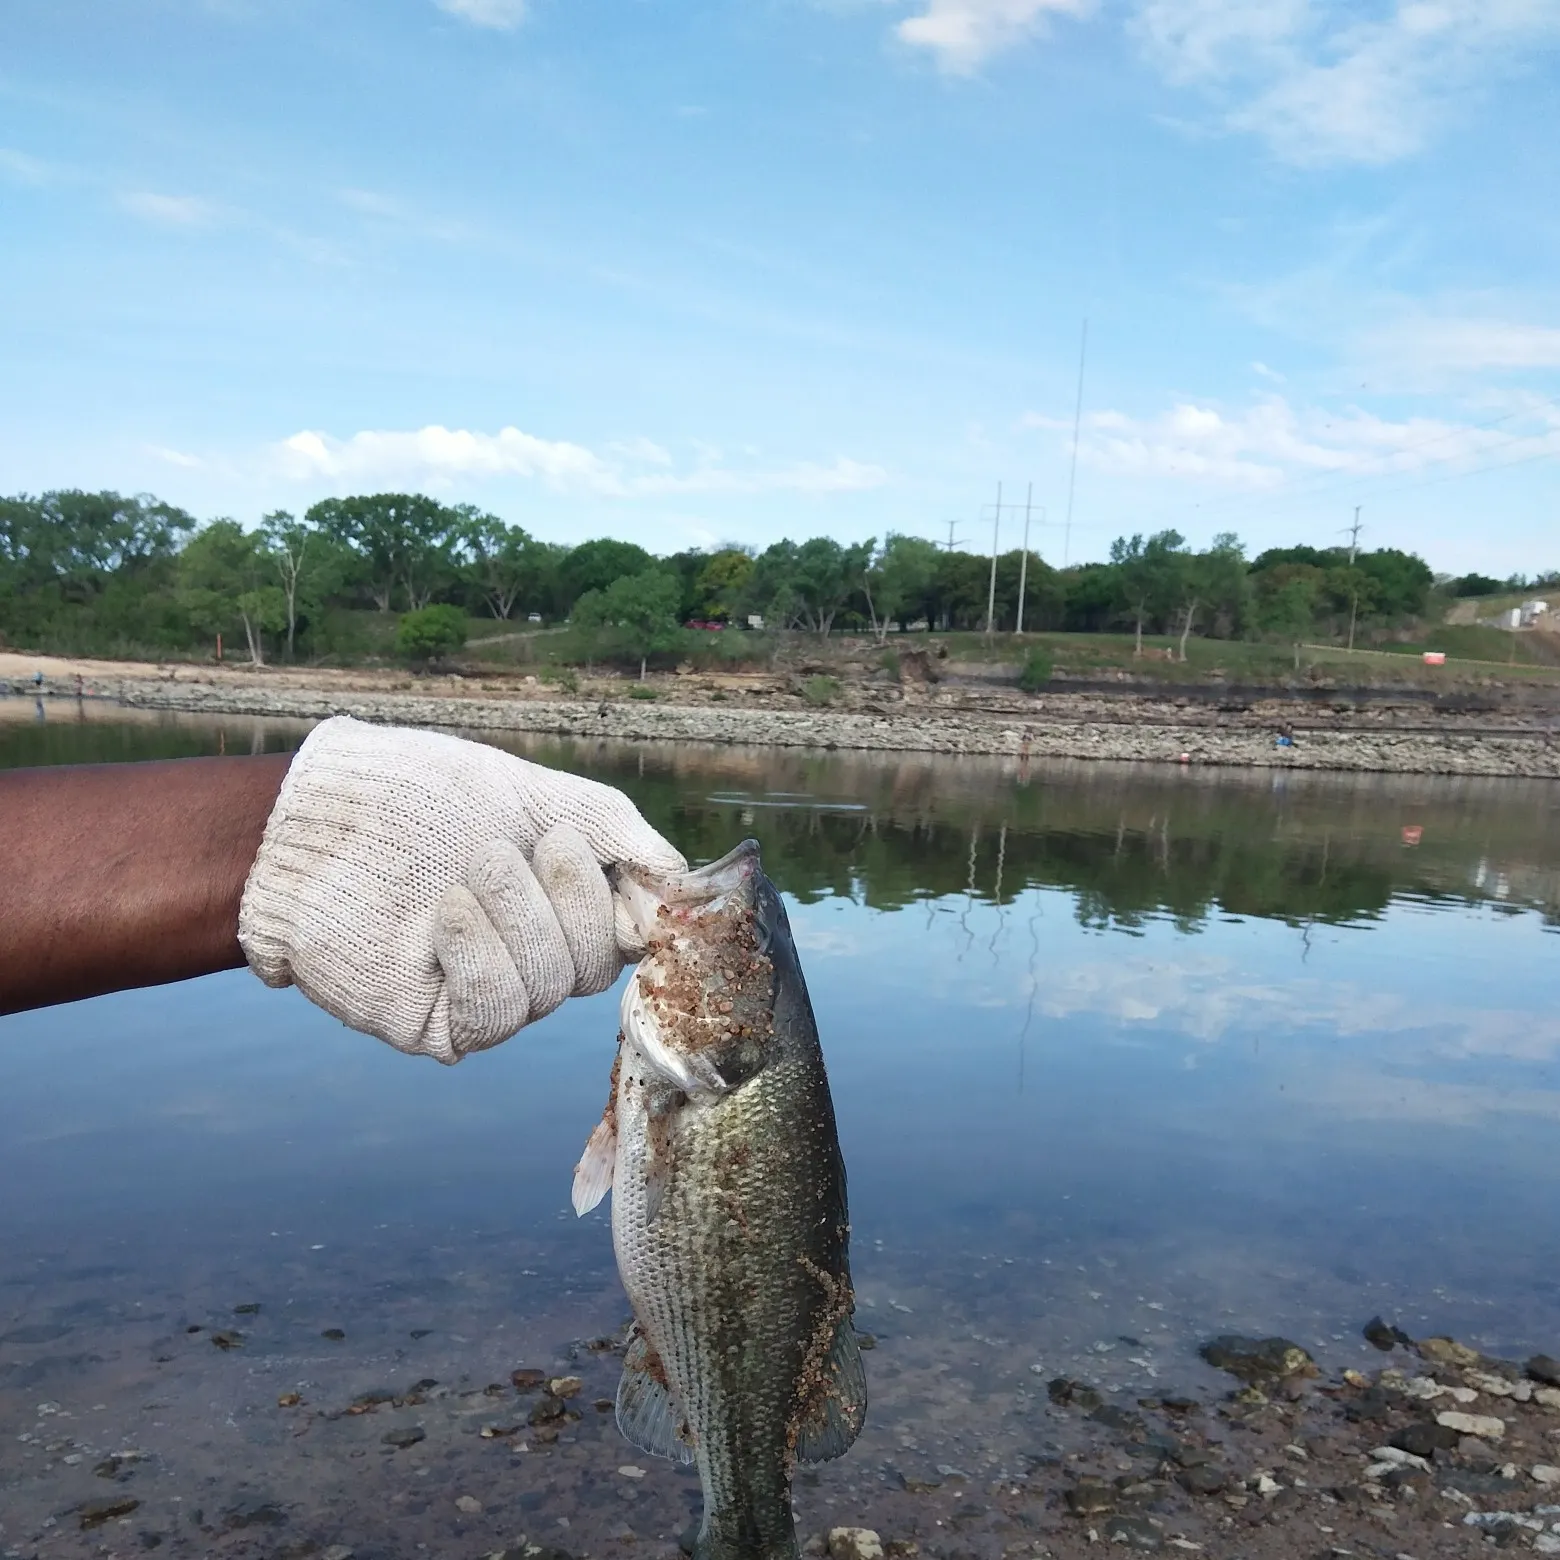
2;700;1557;1557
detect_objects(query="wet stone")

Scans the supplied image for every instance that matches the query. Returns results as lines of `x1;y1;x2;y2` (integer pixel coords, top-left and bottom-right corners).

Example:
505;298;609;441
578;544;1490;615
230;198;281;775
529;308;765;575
1101;1514;1162;1550
79;1497;141;1529
528;1393;567;1425
828;1528;885;1560
220;1500;287;1530
511;1367;546;1391
382;1426;426;1449
1064;1478;1115;1516
232;1302;261;1315
1047;1377;1102;1411
1392;1420;1461;1458
321;1328;346;1341
1090;1404;1144;1436
1362;1315;1414;1351
1199;1335;1316;1384
209;1329;243;1350
1417;1335;1481;1368
1344;1387;1393;1423
1530;1355;1560;1386
1177;1465;1227;1496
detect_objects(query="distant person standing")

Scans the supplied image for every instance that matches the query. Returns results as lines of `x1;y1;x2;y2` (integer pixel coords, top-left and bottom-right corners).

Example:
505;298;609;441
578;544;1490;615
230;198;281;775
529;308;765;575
32;669;44;691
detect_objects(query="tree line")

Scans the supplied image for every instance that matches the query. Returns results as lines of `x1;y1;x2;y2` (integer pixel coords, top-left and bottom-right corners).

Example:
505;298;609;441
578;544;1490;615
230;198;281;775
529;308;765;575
1;487;1543;669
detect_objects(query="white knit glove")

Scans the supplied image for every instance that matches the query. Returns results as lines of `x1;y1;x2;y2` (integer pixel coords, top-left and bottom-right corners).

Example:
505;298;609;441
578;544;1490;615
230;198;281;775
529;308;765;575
238;716;685;1063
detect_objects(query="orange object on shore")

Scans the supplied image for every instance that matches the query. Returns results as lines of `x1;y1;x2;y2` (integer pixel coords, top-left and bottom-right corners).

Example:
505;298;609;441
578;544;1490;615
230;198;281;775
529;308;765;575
1422;651;1446;665
1402;825;1423;846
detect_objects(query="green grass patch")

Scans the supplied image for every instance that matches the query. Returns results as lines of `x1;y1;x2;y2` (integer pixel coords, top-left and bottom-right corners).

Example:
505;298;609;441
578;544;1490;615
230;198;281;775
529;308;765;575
802;675;842;706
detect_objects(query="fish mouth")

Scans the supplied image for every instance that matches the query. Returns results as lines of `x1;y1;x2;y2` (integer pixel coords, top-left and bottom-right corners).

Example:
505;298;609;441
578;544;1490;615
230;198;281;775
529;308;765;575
614;839;761;937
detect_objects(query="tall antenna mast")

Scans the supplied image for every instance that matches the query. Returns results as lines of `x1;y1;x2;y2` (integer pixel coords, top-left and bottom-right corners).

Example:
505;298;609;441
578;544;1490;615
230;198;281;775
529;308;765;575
985;482;1002;637
1016;483;1033;635
1063;318;1088;568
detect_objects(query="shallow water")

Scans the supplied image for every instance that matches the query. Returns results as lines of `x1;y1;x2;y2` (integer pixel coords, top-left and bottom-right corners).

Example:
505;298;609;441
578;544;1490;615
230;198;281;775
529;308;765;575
2;700;1558;1557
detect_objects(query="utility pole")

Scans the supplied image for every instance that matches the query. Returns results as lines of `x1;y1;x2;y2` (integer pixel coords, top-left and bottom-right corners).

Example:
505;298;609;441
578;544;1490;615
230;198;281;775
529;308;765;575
1016;483;1036;635
1343;506;1364;650
1063;318;1088;568
944;518;964;552
985;481;1002;637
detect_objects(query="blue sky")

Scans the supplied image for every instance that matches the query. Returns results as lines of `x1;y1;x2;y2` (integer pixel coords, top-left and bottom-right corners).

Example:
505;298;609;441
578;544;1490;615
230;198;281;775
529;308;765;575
2;0;1557;574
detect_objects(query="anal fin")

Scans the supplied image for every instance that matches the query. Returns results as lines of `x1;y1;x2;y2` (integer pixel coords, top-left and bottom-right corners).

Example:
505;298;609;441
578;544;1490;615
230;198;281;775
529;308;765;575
571;1117;616;1216
616;1327;695;1465
797;1317;868;1464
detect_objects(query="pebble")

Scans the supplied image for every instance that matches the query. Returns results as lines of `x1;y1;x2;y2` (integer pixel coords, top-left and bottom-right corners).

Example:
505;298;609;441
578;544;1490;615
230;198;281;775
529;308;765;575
78;1498;140;1530
1369;1446;1431;1473
1534;1466;1560;1486
382;1427;426;1449
1199;1336;1315;1384
617;1466;646;1480
1391;1422;1460;1458
548;1377;583;1399
322;1548;354;1560
455;1496;482;1513
827;1529;884;1560
1537;1537;1560;1557
1538;1388;1560;1409
1436;1410;1505;1440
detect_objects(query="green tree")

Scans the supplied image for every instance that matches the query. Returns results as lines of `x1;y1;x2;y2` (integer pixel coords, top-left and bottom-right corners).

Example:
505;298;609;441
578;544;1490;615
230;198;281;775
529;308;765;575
178;520;286;665
1255;568;1321;669
306;493;455;612
396;603;468;667
259;509;315;661
1110;530;1186;655
864;534;940;641
573;567;682;678
453;508;545;620
694;548;755;621
558;538;655;610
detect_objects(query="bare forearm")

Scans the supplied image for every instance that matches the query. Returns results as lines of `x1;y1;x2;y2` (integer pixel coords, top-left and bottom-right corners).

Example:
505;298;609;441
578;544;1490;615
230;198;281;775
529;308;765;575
0;753;292;1015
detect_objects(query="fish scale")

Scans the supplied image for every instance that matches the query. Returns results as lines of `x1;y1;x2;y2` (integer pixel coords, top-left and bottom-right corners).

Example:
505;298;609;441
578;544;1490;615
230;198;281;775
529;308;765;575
574;840;866;1560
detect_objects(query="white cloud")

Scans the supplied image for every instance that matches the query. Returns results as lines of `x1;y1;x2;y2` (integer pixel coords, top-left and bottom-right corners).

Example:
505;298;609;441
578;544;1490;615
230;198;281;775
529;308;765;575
1363;314;1560;374
1132;0;1560;165
147;445;203;469
886;0;1560;161
118;191;217;227
435;0;527;29
0;148;51;186
896;0;1093;71
1025;392;1560;489
273;423;889;498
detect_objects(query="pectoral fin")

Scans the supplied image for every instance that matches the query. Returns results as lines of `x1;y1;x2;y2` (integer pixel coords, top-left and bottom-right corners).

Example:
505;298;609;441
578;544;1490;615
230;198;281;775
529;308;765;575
796;1318;868;1464
616;1328;695;1466
571;1117;616;1216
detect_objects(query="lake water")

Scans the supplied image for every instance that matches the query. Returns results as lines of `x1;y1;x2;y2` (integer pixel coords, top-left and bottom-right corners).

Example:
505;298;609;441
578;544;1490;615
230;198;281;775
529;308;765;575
2;700;1558;1558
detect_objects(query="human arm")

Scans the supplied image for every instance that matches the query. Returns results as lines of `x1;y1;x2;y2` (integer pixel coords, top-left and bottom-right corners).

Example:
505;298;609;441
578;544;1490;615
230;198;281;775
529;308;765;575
0;718;686;1056
0;751;291;1014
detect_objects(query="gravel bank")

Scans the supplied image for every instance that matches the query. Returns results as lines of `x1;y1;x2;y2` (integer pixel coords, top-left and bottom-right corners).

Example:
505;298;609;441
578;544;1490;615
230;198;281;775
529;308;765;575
91;675;1560;777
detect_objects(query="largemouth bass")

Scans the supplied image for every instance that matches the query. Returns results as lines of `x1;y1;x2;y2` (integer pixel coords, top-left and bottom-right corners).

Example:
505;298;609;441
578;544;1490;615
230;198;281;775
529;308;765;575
572;840;865;1560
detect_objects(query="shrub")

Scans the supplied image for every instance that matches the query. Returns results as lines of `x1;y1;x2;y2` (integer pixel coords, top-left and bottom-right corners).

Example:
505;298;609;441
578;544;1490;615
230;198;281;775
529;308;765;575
802;675;841;707
540;665;579;694
628;684;659;700
395;604;467;667
1018;645;1053;692
880;649;901;680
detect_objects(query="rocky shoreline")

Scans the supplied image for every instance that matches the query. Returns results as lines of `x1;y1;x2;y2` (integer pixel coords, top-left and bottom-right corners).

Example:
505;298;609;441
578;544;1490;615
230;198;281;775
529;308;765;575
67;673;1560;778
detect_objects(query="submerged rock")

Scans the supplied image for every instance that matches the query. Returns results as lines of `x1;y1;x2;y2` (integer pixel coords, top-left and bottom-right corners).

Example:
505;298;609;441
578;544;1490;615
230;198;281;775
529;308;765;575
79;1498;140;1530
1416;1336;1481;1368
1200;1336;1316;1384
827;1529;884;1560
1362;1316;1414;1351
381;1426;425;1449
1047;1377;1103;1411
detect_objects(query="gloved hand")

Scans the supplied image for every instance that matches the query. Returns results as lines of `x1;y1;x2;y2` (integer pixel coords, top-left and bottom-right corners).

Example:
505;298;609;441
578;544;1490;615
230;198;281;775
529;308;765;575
238;716;685;1063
